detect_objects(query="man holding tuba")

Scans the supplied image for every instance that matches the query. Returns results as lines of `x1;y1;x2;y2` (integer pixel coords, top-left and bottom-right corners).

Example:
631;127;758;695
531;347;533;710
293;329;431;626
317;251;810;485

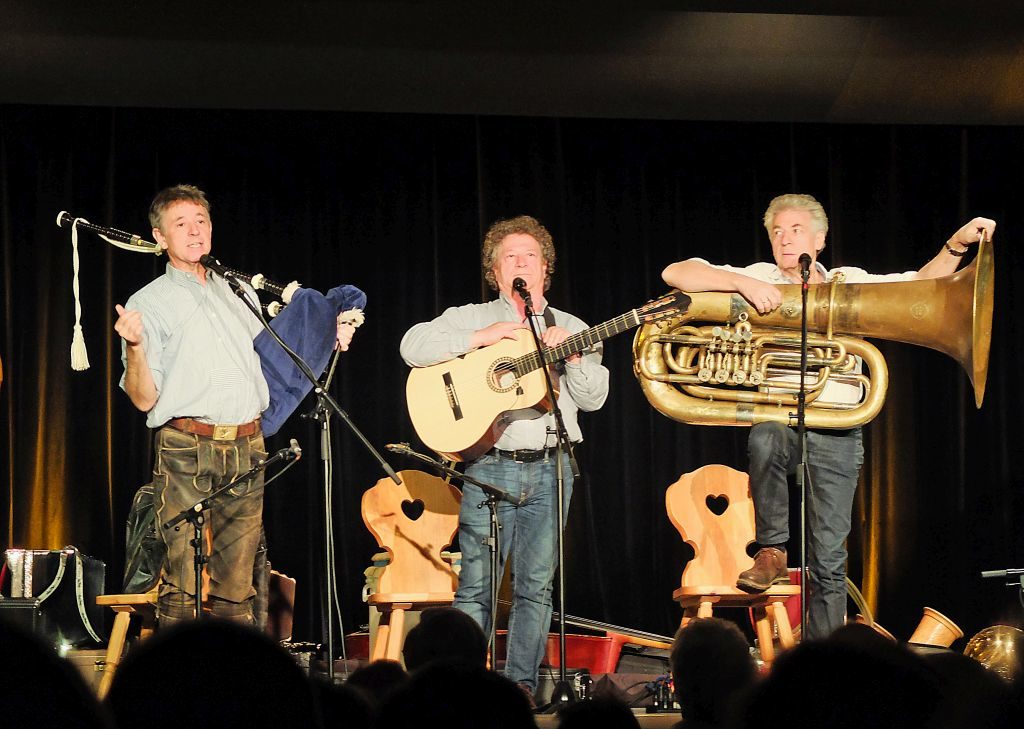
661;193;995;640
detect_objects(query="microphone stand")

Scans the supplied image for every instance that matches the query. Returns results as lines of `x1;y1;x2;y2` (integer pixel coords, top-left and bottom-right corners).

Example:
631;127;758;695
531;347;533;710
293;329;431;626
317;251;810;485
162;447;298;620
385;443;521;666
981;568;1024;609
515;283;581;711
302;348;346;682
797;262;811;638
217;268;400;684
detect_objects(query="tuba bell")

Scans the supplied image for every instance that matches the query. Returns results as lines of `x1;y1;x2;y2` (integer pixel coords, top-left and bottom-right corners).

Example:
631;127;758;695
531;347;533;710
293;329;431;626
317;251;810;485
633;238;993;428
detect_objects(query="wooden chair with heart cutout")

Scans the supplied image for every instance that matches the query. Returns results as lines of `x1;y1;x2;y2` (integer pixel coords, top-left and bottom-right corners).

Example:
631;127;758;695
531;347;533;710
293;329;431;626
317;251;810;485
667;464;800;665
361;469;461;662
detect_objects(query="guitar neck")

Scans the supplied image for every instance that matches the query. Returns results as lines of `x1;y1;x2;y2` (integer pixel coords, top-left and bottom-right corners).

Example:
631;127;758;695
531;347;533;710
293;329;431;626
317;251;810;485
518;309;641;374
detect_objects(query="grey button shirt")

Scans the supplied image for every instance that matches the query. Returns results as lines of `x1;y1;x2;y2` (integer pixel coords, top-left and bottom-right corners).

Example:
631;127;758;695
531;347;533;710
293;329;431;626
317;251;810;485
400;293;610;450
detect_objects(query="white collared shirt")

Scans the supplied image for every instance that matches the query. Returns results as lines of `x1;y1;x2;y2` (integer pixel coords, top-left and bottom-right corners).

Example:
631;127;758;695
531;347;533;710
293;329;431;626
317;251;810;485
687;258;915;407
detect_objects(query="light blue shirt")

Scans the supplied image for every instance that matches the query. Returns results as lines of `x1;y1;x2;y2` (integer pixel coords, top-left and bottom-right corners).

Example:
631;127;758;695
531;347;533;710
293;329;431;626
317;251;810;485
121;265;270;429
400;293;610;450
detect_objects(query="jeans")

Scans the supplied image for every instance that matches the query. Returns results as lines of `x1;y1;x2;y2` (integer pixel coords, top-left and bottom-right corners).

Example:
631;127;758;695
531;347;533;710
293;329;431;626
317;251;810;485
747;422;863;641
454;451;573;691
152;425;267;622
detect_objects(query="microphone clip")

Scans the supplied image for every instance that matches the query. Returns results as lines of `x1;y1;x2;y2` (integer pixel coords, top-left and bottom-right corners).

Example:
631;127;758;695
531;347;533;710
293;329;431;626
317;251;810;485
259;439;302;467
798;253;813;285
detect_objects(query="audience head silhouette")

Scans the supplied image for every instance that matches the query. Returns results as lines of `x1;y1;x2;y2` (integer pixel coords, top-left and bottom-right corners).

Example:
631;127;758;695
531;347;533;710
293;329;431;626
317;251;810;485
105;618;320;729
402;606;488;671
344;658;408;710
670;617;756;728
556;695;640;728
0;618;111;729
733;626;942;729
921;649;1018;729
377;661;536;728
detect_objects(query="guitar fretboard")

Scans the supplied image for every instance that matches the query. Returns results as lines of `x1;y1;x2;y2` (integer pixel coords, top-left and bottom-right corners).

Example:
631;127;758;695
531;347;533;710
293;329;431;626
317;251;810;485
513;309;641;375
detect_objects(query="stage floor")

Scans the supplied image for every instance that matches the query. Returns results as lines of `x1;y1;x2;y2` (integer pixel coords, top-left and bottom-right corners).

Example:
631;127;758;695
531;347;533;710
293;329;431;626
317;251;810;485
535;710;679;727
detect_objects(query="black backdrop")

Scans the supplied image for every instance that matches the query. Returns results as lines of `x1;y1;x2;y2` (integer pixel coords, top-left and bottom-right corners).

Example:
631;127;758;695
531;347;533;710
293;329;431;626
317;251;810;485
1;104;1021;643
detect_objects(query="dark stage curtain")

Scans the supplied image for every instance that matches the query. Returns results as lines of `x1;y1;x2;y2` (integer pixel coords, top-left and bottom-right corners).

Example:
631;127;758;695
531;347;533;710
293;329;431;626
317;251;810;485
1;105;1021;643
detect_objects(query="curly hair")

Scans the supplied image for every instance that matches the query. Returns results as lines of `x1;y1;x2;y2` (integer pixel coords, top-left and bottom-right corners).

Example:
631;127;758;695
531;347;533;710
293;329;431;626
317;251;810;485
149;184;211;230
763;193;829;249
481;215;556;292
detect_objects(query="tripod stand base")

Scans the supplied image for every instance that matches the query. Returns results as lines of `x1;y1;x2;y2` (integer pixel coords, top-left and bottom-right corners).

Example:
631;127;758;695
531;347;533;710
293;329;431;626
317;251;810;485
538;677;579;713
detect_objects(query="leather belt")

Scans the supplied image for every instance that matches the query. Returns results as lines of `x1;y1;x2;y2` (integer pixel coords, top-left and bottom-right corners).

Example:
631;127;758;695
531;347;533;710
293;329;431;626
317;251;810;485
492;447;559;464
166;417;261;441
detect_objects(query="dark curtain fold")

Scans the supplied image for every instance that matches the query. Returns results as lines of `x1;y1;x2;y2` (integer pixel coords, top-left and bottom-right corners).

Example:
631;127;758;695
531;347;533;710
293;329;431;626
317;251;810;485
1;104;1021;642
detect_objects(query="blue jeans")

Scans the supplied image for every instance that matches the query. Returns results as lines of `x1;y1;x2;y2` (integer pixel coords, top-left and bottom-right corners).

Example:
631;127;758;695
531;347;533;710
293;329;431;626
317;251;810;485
747;423;863;641
454;452;573;691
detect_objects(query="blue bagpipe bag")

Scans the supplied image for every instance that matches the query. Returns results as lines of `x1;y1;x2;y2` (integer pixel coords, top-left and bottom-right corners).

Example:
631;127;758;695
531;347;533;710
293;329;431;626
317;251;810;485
255;284;366;436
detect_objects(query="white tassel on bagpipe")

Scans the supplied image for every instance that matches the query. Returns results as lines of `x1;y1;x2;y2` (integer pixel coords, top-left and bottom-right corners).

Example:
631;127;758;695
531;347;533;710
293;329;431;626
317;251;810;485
57;211;162;372
70;218;91;371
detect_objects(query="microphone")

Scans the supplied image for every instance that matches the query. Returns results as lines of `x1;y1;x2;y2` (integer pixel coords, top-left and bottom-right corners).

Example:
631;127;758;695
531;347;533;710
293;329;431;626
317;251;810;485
798;253;812;275
200;254;237;281
386;442;442;467
512;277;532;305
981;568;1024;578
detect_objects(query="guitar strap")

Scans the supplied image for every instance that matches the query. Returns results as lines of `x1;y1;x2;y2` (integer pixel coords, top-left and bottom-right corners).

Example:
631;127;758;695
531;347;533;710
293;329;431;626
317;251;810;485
541;306;566;376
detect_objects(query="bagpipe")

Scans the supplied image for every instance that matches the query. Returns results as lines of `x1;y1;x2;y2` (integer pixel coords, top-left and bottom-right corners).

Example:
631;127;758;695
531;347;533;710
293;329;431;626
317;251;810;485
56;212;366;436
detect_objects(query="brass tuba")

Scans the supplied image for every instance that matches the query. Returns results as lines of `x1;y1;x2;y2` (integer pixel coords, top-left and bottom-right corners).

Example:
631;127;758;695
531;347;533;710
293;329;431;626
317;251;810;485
633;238;993;428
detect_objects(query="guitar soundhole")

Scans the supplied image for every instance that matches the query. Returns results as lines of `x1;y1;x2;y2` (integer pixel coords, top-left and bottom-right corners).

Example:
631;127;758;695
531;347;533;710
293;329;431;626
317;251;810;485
488;358;519;393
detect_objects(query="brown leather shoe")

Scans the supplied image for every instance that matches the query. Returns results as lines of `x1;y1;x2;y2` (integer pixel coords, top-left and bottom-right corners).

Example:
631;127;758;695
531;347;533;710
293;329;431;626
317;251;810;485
736;547;789;592
516;681;537;710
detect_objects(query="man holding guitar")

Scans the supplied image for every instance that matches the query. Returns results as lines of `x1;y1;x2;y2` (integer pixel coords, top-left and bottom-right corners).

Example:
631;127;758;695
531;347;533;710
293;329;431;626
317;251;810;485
400;215;609;702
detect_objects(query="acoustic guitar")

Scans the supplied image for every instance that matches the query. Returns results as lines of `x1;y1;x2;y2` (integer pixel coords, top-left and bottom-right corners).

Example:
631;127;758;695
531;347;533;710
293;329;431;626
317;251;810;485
405;291;689;461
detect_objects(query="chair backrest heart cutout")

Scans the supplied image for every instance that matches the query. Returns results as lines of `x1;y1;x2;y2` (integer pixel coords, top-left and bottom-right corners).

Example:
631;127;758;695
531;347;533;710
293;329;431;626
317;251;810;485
401;498;426;521
705;494;729;516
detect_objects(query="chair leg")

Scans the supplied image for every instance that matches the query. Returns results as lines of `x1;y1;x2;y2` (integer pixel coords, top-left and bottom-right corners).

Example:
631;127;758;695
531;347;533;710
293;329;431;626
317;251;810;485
98;610;132;698
753;606;775;664
371;612;392;662
769;601;796;649
697;599;714;618
385;607;407;661
679;606;699;628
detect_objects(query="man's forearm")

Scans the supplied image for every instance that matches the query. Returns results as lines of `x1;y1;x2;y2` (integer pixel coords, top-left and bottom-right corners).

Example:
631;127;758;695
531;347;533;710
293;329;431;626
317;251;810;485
123;344;157;412
913;241;965;281
662;259;743;293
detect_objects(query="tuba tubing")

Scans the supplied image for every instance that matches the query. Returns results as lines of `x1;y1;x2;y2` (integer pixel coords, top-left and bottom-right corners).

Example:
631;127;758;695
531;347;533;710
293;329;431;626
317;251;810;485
633;238;993;427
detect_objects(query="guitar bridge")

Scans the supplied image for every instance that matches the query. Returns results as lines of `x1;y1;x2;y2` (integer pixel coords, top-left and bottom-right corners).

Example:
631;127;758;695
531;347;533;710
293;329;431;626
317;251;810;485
443;372;463;421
